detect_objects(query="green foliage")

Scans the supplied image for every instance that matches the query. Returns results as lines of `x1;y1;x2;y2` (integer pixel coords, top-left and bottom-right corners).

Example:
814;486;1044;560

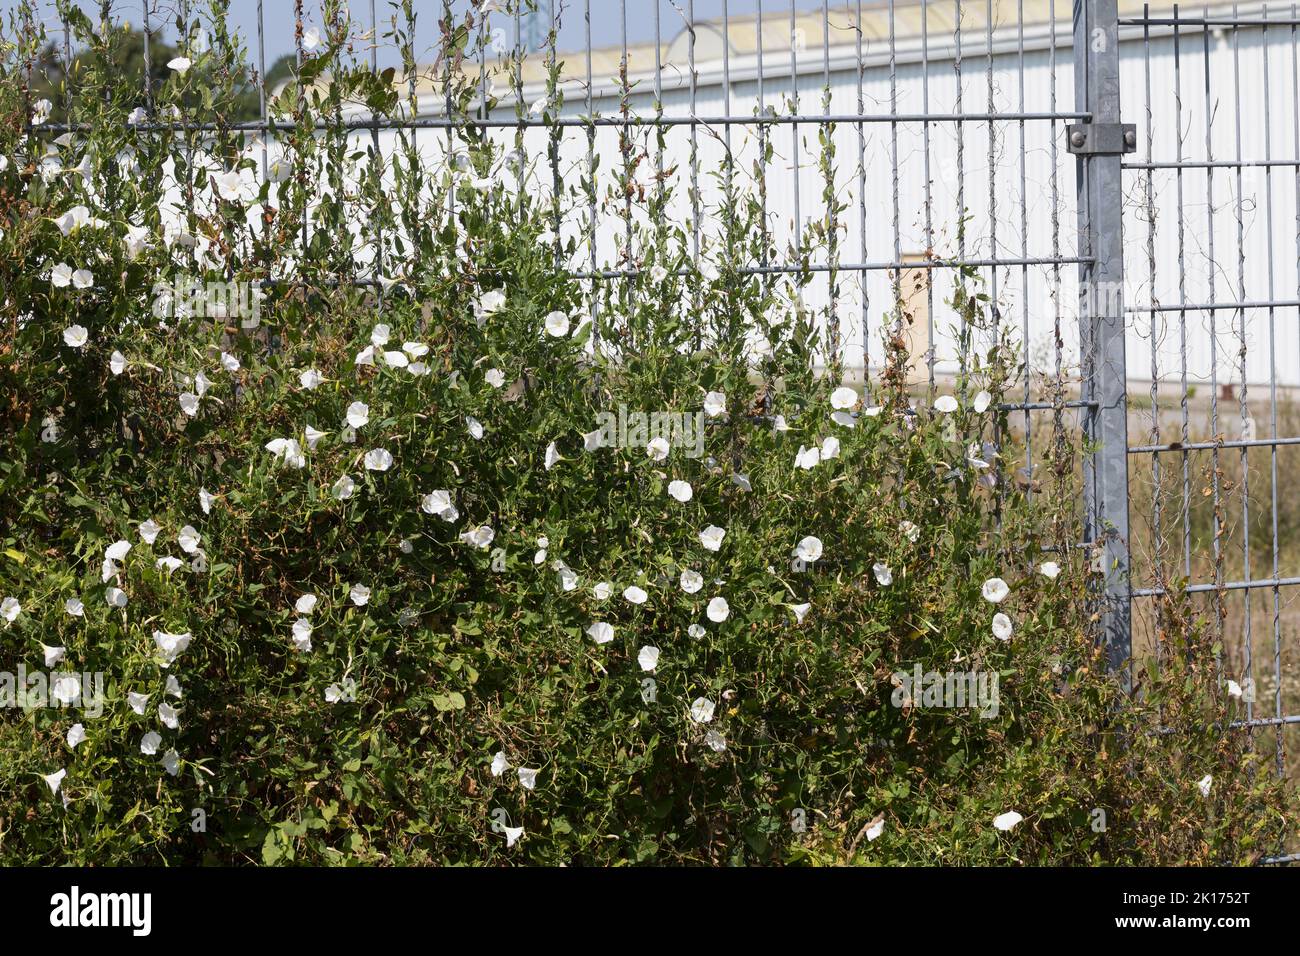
0;0;1291;866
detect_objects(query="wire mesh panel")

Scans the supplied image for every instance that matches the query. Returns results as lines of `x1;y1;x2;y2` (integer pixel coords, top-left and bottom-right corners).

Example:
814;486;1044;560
1120;2;1300;811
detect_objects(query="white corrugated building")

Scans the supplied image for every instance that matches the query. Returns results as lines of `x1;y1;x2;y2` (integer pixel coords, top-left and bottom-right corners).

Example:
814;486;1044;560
348;0;1300;388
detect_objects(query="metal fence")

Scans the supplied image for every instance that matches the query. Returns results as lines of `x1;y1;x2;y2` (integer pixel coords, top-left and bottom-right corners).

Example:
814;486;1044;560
16;0;1299;839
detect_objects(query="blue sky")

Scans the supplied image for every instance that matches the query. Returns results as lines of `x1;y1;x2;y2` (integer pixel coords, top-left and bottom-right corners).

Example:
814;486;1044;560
2;1;833;67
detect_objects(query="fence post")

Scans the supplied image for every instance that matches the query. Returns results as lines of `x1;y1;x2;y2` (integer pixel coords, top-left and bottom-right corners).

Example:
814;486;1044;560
1072;0;1132;681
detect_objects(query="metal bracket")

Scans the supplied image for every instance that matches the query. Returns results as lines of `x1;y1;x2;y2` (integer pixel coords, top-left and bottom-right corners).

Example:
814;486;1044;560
1066;123;1137;155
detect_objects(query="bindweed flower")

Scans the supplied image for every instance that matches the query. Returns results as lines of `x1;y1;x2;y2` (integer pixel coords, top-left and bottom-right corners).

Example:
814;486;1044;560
646;436;670;461
704;729;727;752
973;390;992;414
900;520;920;543
544;442;561;470
138;518;161;544
831;386;858;410
703;391;727;418
690;697;715;723
63;325;88;348
1197;774;1213;798
43;644;65;667
42;768;66;795
128;692;149;715
699;525;726;552
153;630;193;665
1;597;19;623
199;488;215;514
638;646;660;672
158;703;180;730
623;585;649;605
992;613;1013;641
300;369;324;389
167;56;192;74
291;618;313;652
460;525;495;549
140;732;162;756
706;597;730;622
933;395;958;413
872;563;893;586
1039;561;1061;579
543;311;570;337
485;368;505;388
64;597;84;617
667;480;693;502
688;624;706;639
422;490;458;522
349;584;371;606
466;417;484;440
110;351;126;375
820;436;841;460
982;577;1010;603
993;810;1023;831
593;582;612;600
587;622;614;645
346;401;370;428
491;752;510;777
67;724;86;748
332;475;357;500
517;768;538;790
295;594;318;615
680;570;704;594
503;825;525;848
161;750;180;776
177;526;201;554
364;449;393;472
795;445;821;470
795;536;823;563
789;602;811;624
106;587;128;608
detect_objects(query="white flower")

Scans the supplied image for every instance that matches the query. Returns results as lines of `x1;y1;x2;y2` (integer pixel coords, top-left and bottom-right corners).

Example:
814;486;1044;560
544;441;561;471
517;768;539;790
587;622;614;645
302;26;321;52
795;445;821;470
703;391;727;418
140;732;162;756
332;475;356;499
165;676;183;699
138;518;161;544
63;325;88;348
346;401;370;428
732;473;752;492
31;98;52;125
477;289;506;318
350;584;371;606
789;602;811;624
167;56;192;74
871;562;893;586
900;520;920;543
704;728;727;752
128;691;149;715
865;816;886;841
110;351;126;375
795;536;823;563
485;368;505;388
544;310;570;337
491;752;510;777
1;597;19;623
466;417;484;440
325;678;356;703
831;386;858;410
158;703;180;730
638;646;660;672
1039;561;1061;580
688;624;706;639
299;369;324;389
583;429;603;452
421;490;458;522
699;525;726;552
593;582;612;600
199;488;215;514
105;587;128;608
105;540;132;562
153;630;193;665
706;596;730;622
382;350;409;368
43;644;65;667
680;570;704;594
51;676;80;705
992;613;1013;641
558;567;580;592
42;768;66;795
213;169;243;202
67;724;86;748
503;824;525;848
993;810;1023;831
646;436;670;461
981;577;1010;603
179;392;200;417
1197;774;1213;798
820;436;841;460
667;480;693;502
973;390;992;414
459;525;495;549
295;594;318;615
370;324;390;347
364;448;393;472
689;697;715;723
292;617;313;652
177;525;201;554
623;585;649;605
933;394;959;413
220;351;240;372
161;750;180;776
64;597;84;617
1226;679;1243;699
71;268;92;288
304;426;327;451
50;262;73;287
832;411;856;428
